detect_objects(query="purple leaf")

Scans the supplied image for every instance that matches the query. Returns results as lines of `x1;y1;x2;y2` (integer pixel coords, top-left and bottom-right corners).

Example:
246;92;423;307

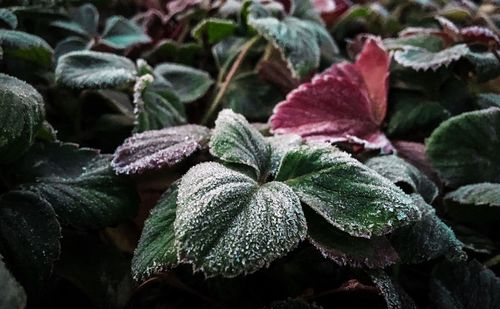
112;124;210;175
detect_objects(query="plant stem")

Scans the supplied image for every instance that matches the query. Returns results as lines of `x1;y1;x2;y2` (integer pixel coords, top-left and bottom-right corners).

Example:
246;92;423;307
201;35;261;125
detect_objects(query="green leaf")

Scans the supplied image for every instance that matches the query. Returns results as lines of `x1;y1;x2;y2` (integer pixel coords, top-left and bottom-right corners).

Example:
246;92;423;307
192;18;237;44
275;144;420;238
267;134;302;176
175;162;306;277
54;36;88;60
365;155;438;203
224;72;283;121
132;184;178;281
154;63;213;103
212;36;247;70
70;3;99;37
56;50;137;89
247;1;337;77
0;255;26;309
444;183;500;224
209;109;271;179
426;107;500;187
430;260;500;309
0;9;18;29
384;34;445;52
390;195;464;264
475;93;500;109
0;29;53;67
17;142;139;229
464;52;500;82
144;39;202;66
306;207;399;269
101;16;151;49
0;190;61;291
0;73;45;163
394;44;469;71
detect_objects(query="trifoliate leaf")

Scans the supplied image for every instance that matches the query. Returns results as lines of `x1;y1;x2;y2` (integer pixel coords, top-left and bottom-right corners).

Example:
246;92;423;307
154;63;213;103
175;162;306;278
209;109;271;179
247;1;336;77
0;29;53;67
112;124;211;175
132;184;179;281
426;107;500;187
0;9;18;29
0;255;26;309
270;38;393;151
390;195;464;264
275;144;420;238
370;270;418;309
101;16;151;49
0;73;45;163
16;142;138;229
394;44;469;71
366;155;438;203
0;190;61;291
430;260;500;309
444;183;500;224
306;207;398;268
55;50;137;89
192;18;237;44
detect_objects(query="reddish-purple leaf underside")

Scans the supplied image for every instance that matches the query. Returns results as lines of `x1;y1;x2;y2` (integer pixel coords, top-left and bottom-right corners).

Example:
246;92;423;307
270;37;393;151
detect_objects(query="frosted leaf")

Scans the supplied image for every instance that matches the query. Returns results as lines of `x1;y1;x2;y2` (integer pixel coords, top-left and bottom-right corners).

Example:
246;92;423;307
0;255;26;309
306;208;398;269
113;124;211;175
0;29;53;67
366;155;438;203
392;141;440;185
266;134;302;175
192;18;237;45
175;162;306;278
275;144;420;238
0;9;18;29
55;50;137;89
444;183;500;224
132;184;178;281
394;44;470;71
100;16;151;49
391;195;465;264
210;110;271;179
461;26;500;46
370;270;418;309
0;73;45;163
17;142;138;229
426;108;500;187
430;260;500;309
0;190;61;291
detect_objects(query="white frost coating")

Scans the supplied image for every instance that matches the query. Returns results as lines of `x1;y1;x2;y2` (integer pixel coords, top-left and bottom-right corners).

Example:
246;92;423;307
175;162;306;278
394;44;470;71
132;74;154;126
209;110;271;179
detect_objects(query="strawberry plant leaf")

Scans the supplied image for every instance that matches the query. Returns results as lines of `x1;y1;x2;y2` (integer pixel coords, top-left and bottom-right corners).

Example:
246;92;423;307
132;184;179;281
176;162;306;278
54;36;88;60
56;50;137;89
464;52;500;83
394;44;469;71
370;270;418;309
460;26;500;46
444;183;500;224
192;18;237;44
366;155;438;203
426;108;500;187
275;144;420;238
0;255;26;309
209;109;271;179
101;16;151;49
0;29;53;67
0;9;18;29
154;63;213;103
306;207;399;268
390;195;464;264
112;124;211;175
51;4;99;37
0;73;45;163
0;190;61;291
430;260;500;309
475;93;500;109
267;134;302;175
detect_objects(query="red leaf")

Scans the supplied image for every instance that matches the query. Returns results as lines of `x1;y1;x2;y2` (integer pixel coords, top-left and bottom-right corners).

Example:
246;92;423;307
270;38;392;151
313;0;351;27
461;26;500;46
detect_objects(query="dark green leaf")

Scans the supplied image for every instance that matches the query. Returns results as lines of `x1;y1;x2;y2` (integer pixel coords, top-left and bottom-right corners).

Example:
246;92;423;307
0;190;61;291
394;44;469;71
426;107;500;187
267;134;302;176
475;93;500;109
0;29;53;67
71;3;99;36
0;73;45;163
175;162;306;277
192;18;237;44
275;144;420;238
464;52;500;82
444;183;500;224
0;255;26;309
366;155;438;203
370;270;418;309
430;260;500;309
101;16;151;49
0;9;18;29
154;63;213;103
54;36;88;60
56;50;137;89
384;34;445;52
132;184;178;281
212;36;246;70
